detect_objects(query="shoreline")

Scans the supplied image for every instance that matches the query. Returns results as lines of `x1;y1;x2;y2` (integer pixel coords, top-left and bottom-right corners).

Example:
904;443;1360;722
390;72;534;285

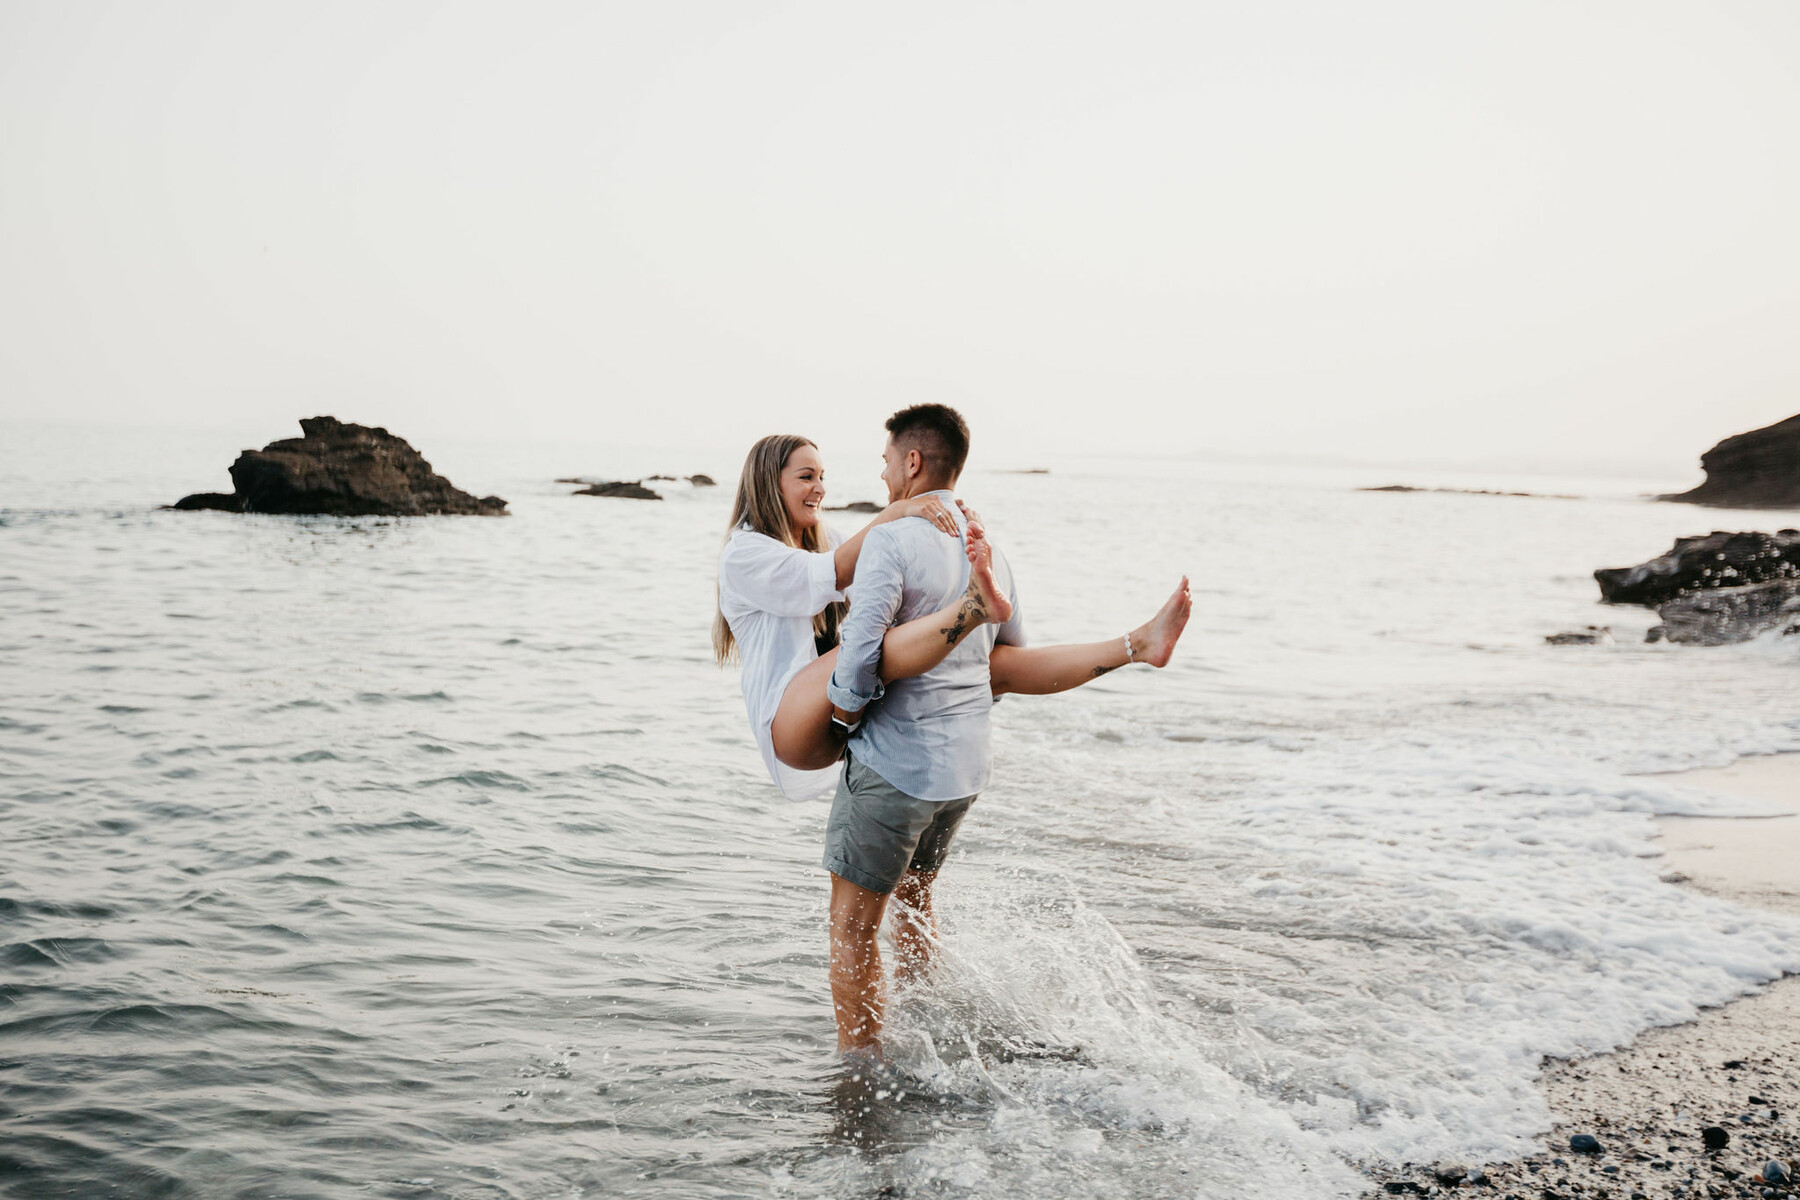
1364;755;1800;1198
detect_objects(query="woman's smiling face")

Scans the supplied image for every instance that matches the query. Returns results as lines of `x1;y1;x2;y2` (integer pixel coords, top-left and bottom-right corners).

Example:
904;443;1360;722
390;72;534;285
780;443;826;535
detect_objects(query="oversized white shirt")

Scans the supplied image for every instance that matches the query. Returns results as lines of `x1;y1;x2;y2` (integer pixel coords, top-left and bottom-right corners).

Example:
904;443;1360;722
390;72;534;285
717;524;847;800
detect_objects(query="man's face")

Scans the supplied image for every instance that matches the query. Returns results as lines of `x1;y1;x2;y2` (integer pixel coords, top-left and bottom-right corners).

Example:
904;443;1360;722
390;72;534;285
879;436;912;504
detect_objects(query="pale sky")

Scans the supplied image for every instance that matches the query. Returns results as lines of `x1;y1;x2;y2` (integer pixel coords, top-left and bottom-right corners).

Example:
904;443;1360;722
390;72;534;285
4;1;1799;470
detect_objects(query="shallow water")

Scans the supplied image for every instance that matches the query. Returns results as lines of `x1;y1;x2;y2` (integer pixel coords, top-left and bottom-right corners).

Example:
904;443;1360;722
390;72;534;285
5;426;1800;1198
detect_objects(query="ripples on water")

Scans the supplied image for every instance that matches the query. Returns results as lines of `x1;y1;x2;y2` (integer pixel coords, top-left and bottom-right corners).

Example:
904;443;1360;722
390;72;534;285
4;434;1800;1198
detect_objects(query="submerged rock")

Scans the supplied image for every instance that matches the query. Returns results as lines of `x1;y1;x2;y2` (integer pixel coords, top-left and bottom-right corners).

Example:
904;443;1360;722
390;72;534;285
1656;580;1800;645
169;491;242;512
574;481;661;500
825;501;882;514
688;473;716;487
1662;412;1800;509
1546;626;1613;646
172;417;507;516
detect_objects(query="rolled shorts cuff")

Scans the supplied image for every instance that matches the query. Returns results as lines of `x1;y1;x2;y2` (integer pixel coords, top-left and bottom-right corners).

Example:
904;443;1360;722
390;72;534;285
822;855;894;896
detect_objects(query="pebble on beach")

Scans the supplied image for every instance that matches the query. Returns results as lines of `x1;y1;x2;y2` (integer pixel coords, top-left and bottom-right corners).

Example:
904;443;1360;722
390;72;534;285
1570;1133;1604;1153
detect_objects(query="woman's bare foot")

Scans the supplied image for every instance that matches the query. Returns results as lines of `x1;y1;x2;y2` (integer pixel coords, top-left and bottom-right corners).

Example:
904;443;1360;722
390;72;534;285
961;521;1013;627
1128;576;1191;667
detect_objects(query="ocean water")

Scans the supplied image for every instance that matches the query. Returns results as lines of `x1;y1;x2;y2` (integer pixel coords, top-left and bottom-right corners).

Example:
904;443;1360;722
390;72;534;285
4;424;1800;1199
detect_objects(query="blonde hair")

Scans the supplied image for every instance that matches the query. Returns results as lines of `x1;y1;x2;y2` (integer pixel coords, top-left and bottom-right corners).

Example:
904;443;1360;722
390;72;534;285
713;434;844;665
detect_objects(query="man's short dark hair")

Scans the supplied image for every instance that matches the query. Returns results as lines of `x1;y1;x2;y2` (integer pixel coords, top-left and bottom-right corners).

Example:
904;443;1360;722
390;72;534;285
885;404;970;481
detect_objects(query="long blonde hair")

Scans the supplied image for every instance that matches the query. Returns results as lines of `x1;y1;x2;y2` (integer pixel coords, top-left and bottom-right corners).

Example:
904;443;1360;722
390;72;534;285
713;434;845;665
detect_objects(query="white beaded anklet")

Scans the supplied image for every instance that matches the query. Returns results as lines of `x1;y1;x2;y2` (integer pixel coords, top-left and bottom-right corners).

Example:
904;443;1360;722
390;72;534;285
1123;632;1135;663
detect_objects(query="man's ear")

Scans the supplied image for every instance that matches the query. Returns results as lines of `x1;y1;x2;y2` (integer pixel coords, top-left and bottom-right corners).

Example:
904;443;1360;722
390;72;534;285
905;447;924;478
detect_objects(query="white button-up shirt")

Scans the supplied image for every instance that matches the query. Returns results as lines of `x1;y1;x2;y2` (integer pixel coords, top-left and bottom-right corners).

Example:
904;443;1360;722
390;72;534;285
717;524;847;801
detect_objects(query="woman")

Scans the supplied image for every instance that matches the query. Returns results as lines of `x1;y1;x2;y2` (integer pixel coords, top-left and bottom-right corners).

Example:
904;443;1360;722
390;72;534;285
714;434;1191;800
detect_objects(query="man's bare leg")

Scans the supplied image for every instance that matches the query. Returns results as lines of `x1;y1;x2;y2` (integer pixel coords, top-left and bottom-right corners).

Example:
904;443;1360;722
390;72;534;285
890;869;938;987
828;873;891;1055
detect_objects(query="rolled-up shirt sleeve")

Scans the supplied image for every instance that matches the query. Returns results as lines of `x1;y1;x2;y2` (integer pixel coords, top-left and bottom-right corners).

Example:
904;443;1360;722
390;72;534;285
827;526;904;712
721;530;843;619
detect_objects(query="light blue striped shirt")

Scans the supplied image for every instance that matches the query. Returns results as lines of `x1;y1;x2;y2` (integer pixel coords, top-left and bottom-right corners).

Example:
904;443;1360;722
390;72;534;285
826;491;1026;801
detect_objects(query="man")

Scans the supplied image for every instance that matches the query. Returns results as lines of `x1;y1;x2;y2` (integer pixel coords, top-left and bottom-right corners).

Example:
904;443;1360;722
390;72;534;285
823;403;1024;1057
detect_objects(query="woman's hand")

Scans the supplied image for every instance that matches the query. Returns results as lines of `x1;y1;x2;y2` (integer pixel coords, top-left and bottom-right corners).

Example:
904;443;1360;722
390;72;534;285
890;494;961;538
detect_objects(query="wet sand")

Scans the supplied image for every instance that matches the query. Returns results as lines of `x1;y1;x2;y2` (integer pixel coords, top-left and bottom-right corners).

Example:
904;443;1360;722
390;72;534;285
1365;756;1800;1198
1659;756;1800;917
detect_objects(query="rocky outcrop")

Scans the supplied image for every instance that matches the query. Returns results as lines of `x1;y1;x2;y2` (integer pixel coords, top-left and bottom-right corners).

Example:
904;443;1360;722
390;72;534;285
1662;413;1800;508
1596;531;1800;644
825;501;882;514
574;481;661;500
172;417;506;516
1595;531;1800;606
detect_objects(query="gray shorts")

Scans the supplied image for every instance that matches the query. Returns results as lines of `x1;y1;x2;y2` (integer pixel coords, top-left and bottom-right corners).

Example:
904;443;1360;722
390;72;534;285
822;752;976;895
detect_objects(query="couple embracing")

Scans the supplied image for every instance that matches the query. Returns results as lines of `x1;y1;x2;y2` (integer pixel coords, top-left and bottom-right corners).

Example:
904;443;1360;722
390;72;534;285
714;404;1190;1061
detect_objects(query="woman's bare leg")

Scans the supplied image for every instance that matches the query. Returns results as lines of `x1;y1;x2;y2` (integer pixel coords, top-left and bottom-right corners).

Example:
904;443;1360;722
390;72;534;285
990;576;1191;696
770;529;1013;771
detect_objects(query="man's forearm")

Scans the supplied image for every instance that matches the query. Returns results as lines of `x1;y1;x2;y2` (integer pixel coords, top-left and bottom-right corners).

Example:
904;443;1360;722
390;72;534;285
827;624;883;714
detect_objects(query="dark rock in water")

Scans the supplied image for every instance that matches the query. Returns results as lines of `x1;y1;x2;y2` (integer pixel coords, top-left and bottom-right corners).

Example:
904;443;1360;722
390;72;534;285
173;417;506;516
1570;1134;1603;1154
168;492;242;512
1765;1161;1792;1184
1546;626;1612;646
826;501;882;514
1655;580;1800;645
688;473;716;487
1362;484;1579;499
1662;413;1800;509
1645;625;1668;644
1595;530;1800;606
646;474;678;481
574;481;661;500
1432;1162;1470;1184
1703;1125;1731;1150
